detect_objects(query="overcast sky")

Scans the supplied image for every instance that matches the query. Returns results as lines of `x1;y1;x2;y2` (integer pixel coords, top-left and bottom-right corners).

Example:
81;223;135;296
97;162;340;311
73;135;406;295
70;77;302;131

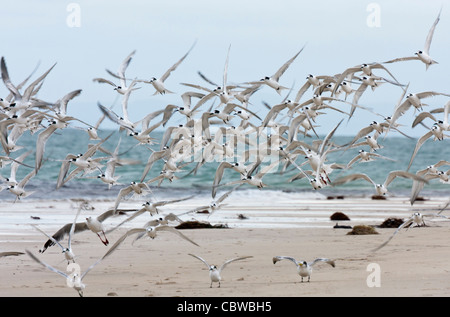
1;0;448;137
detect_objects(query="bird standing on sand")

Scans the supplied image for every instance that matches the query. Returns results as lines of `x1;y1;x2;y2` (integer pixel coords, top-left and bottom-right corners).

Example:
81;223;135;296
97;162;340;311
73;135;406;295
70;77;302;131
188;254;253;288
272;256;335;282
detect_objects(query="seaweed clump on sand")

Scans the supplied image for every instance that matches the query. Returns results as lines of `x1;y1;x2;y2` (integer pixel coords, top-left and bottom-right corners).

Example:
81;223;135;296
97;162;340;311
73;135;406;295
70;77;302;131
330;212;350;221
347;225;378;235
330;212;352;229
175;221;229;229
377;217;404;228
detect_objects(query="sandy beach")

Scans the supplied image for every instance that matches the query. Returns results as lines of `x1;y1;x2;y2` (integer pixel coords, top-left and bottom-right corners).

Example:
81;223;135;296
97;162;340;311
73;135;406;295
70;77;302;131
1;192;449;298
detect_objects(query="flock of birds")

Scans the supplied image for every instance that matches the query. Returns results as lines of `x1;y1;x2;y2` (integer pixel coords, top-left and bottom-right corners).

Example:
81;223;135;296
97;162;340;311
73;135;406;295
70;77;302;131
1;8;449;296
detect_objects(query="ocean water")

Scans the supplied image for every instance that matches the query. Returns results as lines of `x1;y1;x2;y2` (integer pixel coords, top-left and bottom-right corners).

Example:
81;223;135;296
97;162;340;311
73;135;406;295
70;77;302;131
0;127;448;202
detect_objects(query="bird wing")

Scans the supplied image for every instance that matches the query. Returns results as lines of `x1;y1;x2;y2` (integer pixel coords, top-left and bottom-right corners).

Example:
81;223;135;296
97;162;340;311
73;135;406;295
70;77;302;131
35;124;58;171
113;186;134;211
118;50;136;87
98;103;121;125
154;195;196;207
435;160;450;168
389;99;413;128
140;149;170;182
217;184;243;204
40;222;88;253
332;173;376;187
121;81;137;121
25;250;68;279
219;256;253;273
348;125;375;146
295;79;317;103
309;258;335;267
188;253;211;270
221;44;231;92
22;62;57;102
68;206;84;248
272;256;298;266
372;217;415;252
346;153;363;169
1;57;21;99
444;101;450;125
416;91;450;100
212;162;235;198
181;91;205;107
423;8;441;55
406;130;434;171
80;256;104;281
163;212;184;223
261;103;287;127
160;42;196;83
351;82;369;106
32;225;66;251
384;170;428;188
255;160;281;178
102;228;146;259
105;208;145;234
55;89;82;116
272;45;305;81
383;56;418;64
287;113;307;142
411;112;437;128
155;225;199;246
318;118;343;156
409;177;428;205
18;169;36;188
9;150;32;180
96;206;125;223
93;77;117;87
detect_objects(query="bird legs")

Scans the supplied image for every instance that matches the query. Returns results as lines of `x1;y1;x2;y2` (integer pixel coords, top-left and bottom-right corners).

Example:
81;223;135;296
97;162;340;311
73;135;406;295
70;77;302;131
96;231;109;246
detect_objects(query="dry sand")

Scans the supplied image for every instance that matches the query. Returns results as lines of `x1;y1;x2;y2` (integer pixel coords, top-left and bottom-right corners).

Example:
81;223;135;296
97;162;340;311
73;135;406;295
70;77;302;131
0;195;449;298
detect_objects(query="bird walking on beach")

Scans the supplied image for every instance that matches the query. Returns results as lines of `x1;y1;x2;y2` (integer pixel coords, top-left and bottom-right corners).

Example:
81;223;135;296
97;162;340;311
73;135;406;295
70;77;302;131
188;254;253;288
272;256;335;282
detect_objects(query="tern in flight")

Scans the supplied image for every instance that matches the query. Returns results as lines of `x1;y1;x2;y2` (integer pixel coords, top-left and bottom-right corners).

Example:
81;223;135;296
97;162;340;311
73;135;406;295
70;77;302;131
384;8;442;70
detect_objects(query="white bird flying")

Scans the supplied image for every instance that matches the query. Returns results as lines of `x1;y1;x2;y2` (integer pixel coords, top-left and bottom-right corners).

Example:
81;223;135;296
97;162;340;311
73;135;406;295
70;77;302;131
384;8;442;70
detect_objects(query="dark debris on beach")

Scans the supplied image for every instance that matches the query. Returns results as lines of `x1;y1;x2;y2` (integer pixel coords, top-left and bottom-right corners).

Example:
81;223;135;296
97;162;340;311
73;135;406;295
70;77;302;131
175;221;229;229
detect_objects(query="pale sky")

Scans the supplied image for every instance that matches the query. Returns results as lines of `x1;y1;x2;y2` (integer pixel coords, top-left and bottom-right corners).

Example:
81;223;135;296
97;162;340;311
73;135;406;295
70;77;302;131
1;0;449;136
